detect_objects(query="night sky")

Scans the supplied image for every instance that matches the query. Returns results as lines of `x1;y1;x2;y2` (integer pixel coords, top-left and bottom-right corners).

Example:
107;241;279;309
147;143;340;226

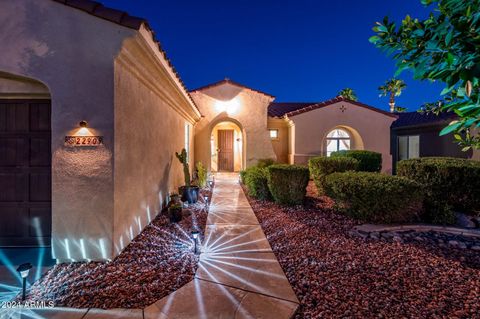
101;0;444;112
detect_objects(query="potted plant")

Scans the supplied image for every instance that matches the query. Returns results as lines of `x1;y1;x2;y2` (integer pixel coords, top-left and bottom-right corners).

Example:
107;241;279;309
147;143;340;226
175;148;199;203
168;203;183;223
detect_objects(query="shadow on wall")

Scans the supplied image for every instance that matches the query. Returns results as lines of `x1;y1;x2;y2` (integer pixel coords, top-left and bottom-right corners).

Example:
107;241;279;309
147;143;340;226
114;157;173;255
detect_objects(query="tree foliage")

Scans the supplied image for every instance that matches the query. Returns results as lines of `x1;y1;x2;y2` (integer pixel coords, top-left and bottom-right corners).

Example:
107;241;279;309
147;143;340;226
378;78;407;112
370;0;480;149
338;88;358;101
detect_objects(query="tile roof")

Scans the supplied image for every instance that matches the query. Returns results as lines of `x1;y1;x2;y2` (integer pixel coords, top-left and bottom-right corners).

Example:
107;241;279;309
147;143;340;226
268;102;317;117
270;96;398;118
391;111;457;129
51;0;200;116
190;78;275;99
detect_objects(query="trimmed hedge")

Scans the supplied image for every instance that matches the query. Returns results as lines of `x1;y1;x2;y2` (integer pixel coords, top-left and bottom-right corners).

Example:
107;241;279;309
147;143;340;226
244;167;271;200
308;156;359;195
257;158;276;168
324;172;424;224
331;150;382;172
267;164;310;205
397;157;480;221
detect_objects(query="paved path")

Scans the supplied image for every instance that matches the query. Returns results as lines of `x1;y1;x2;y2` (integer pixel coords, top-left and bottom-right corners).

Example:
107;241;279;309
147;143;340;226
144;173;299;318
3;173;298;319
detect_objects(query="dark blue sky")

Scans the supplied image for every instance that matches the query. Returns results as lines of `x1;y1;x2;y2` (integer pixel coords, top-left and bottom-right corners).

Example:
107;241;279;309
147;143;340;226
102;0;443;112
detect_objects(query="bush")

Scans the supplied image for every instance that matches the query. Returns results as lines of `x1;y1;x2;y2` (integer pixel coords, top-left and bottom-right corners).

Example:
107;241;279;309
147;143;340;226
239;170;247;184
257;158;276;168
331;150;382;172
308;156;359;194
324;172;424;224
397;157;480;220
244;167;271;200
267;164;310;205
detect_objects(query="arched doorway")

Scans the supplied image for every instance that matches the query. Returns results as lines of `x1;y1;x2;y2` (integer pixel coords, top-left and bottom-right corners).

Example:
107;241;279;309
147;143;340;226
210;121;244;172
0;71;51;247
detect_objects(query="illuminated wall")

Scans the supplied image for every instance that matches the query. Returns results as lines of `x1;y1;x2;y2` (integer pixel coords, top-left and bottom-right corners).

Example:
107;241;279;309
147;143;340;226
0;0;199;262
192;81;277;172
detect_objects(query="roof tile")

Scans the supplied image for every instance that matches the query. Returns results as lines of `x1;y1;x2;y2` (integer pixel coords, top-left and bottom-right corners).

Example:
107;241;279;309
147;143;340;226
391;111;457;128
64;0;100;13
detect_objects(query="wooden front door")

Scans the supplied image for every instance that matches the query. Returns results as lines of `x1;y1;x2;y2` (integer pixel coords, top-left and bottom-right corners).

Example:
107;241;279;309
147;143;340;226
218;129;234;171
0;100;51;247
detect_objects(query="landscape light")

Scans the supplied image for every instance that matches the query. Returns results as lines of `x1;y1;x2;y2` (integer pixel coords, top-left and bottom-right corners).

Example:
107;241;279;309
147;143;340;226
191;229;200;254
16;263;32;301
204;195;209;205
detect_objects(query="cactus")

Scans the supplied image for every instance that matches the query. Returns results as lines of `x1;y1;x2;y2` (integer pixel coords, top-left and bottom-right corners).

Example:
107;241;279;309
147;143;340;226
175;148;191;187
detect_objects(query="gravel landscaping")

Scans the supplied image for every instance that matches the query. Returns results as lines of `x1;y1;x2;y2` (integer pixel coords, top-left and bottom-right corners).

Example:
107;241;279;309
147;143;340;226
20;189;211;309
244;182;480;318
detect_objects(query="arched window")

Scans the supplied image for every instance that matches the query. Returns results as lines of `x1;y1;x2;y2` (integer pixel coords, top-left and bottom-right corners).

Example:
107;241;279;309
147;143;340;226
326;128;350;156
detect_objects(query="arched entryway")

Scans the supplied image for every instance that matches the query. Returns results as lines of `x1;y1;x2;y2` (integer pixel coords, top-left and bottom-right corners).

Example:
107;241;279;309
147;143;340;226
210;120;245;172
0;71;51;247
323;125;364;156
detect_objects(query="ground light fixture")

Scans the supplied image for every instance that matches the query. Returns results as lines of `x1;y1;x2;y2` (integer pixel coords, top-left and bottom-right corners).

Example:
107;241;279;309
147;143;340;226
204;195;209;206
17;262;32;301
191;229;200;254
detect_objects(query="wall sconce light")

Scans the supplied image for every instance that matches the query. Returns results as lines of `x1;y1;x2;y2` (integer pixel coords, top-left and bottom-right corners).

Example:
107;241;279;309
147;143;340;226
65;120;103;146
17;262;32;301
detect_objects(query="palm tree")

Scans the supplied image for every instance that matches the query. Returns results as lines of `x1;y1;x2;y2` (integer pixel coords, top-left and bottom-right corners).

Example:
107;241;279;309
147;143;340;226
378;78;407;112
338;88;358;101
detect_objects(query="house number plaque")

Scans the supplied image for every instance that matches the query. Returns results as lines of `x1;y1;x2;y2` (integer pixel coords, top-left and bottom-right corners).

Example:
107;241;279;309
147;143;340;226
65;136;103;147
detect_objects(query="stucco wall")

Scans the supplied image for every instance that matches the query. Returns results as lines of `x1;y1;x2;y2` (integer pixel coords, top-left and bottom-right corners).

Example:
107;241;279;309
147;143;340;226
192;82;276;171
113;32;198;255
0;0;138;261
0;0;199;262
289;101;396;173
267;118;290;163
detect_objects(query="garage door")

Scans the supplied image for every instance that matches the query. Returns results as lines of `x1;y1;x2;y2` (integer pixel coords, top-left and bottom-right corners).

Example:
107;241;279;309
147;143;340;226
0;100;51;247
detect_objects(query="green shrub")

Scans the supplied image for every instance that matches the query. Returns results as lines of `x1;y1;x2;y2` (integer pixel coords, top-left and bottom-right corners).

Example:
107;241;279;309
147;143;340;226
257;158;276;168
239;170;247;184
267;164;310;205
196;162;207;188
308;156;359;195
324;172;424;224
397;157;480;220
245;167;271;200
331;150;382;172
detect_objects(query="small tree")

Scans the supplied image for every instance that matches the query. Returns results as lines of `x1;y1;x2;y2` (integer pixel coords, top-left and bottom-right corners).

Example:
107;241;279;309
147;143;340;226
370;0;480;149
378;78;407;113
338;88;358;101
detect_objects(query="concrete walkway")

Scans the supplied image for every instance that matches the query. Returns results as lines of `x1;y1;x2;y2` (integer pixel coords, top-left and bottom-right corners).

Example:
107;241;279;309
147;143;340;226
144;173;299;318
3;173;298;319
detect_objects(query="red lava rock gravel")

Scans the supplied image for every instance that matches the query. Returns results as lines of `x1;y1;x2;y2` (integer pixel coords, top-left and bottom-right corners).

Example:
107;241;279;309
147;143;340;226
244;182;480;318
21;189;211;309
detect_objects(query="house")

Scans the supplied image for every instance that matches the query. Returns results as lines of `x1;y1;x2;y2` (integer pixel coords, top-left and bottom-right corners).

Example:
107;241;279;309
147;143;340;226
192;79;397;174
0;0;200;262
390;111;480;173
1;0;476;264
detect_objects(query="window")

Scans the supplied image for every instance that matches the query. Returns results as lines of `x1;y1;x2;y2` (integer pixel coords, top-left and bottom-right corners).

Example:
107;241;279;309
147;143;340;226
184;123;190;161
269;129;279;139
398;135;419;160
326;128;350;156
